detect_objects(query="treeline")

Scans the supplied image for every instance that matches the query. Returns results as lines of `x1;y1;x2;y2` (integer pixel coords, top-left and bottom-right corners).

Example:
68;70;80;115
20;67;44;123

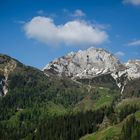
118;104;139;121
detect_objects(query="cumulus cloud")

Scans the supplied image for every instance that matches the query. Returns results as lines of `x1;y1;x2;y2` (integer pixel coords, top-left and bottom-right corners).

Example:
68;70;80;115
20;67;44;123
126;40;140;46
123;0;140;6
115;51;125;57
24;16;108;47
72;9;86;17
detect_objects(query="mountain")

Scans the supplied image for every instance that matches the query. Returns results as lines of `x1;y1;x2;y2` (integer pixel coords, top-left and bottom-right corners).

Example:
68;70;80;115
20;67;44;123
43;47;124;79
43;47;140;93
0;51;140;140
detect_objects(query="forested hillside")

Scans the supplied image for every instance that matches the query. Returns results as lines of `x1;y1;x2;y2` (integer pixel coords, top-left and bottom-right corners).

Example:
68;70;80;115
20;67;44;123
0;54;140;140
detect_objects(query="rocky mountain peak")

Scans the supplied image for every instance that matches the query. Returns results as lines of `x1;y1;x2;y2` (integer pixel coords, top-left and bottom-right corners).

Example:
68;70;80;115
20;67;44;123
43;47;123;79
43;47;140;93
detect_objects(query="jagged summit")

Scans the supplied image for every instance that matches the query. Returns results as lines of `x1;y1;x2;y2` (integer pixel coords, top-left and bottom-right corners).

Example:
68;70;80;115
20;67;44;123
43;47;123;79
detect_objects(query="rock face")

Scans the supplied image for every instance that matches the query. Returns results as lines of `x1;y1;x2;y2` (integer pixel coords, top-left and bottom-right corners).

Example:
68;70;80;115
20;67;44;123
43;47;140;92
125;60;140;79
0;54;17;96
43;47;124;79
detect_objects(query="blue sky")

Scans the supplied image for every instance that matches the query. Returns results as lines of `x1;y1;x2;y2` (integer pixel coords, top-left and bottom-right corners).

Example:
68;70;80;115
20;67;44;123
0;0;140;69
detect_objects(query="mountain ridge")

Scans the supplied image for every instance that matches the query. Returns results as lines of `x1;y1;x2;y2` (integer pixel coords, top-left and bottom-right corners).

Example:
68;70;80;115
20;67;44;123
43;47;140;93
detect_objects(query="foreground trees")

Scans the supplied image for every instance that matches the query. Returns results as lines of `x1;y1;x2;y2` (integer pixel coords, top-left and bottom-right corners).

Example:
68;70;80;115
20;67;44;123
120;115;140;140
35;109;105;140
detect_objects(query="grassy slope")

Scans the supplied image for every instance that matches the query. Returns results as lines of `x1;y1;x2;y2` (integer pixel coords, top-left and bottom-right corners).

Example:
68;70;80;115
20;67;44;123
80;112;140;140
116;98;140;111
44;102;68;116
80;125;121;140
80;98;140;140
74;87;119;112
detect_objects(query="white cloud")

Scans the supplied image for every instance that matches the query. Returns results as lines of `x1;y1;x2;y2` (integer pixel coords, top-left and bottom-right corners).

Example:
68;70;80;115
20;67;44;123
24;16;108;47
126;40;140;46
115;51;125;57
72;9;86;17
123;0;140;6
